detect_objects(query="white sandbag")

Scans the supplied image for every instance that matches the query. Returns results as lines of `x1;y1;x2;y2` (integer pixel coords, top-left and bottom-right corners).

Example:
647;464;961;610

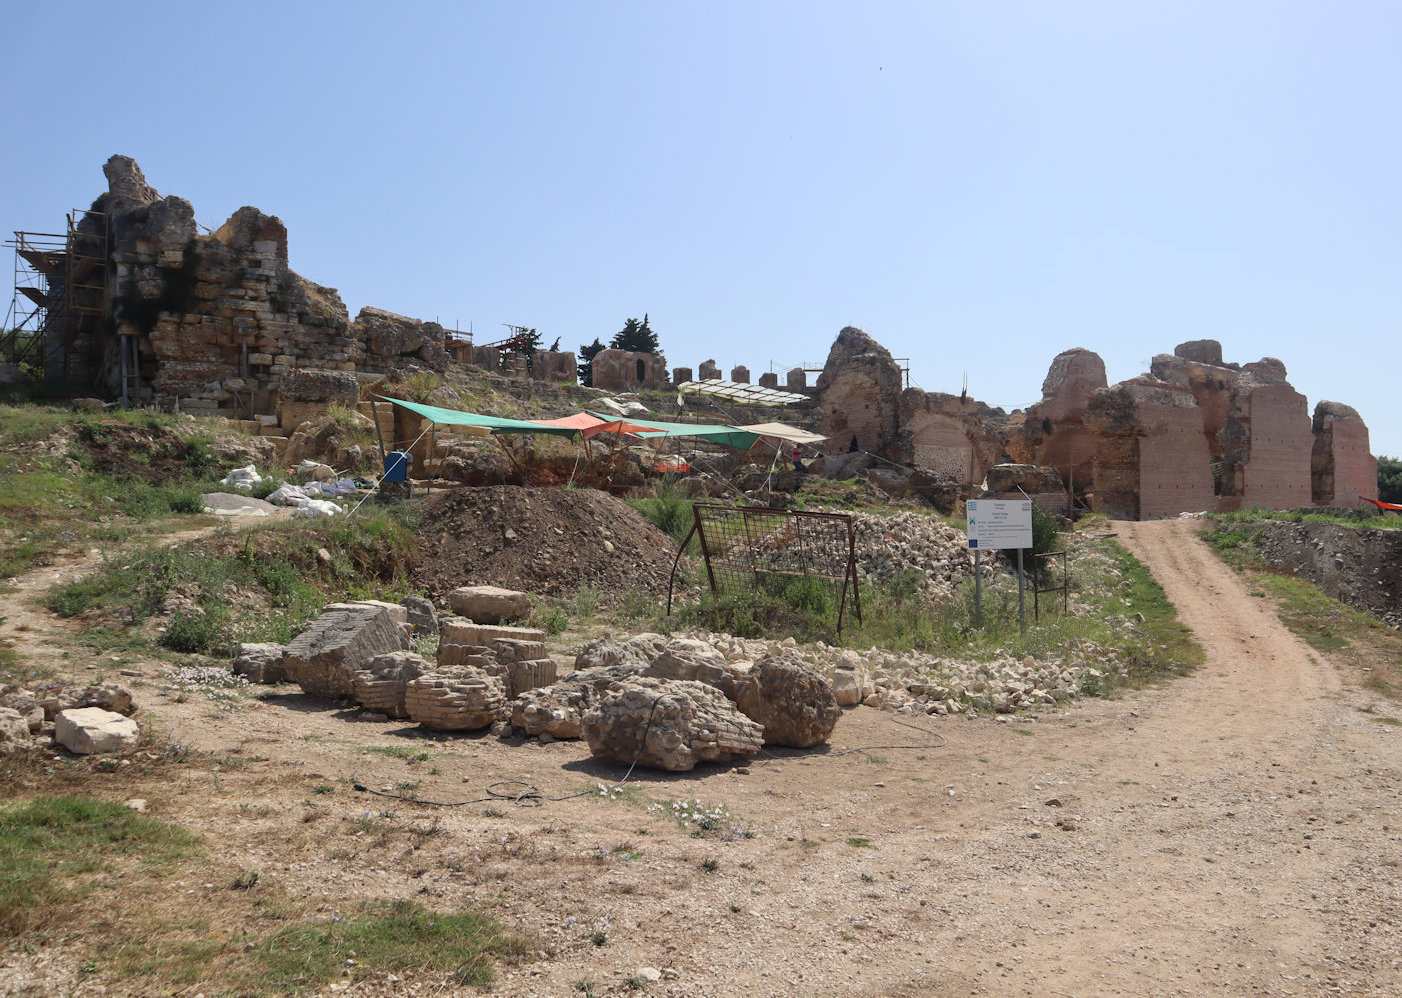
220;465;262;491
267;483;312;507
291;499;343;518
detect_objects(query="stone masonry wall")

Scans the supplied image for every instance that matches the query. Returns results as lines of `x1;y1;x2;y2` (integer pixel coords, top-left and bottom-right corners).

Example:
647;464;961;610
1312;401;1376;507
1229;382;1313;510
816;327;903;456
1137;401;1216;518
894;390;1005;483
590;348;668;391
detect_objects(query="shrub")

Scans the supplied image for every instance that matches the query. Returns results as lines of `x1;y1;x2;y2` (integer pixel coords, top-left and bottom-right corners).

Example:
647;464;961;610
162;608;227;654
626;476;696;549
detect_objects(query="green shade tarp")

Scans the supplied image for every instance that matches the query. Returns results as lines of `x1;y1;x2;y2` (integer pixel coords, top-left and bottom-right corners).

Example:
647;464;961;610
377;397;584;439
586;412;761;450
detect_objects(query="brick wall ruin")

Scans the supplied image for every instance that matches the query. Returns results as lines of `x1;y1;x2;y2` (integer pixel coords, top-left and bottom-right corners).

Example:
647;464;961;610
894;391;1004;483
1312;402;1376;506
806;328;1372;519
1085;383;1215;519
1006;347;1106;489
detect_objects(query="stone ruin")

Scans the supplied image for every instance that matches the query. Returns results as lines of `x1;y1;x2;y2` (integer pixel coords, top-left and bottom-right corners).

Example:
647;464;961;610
816;326;1004;488
229;584;843;773
811;328;1375;518
37;156;580;420
590;348;669;392
20;157;836;422
14;159;1375;517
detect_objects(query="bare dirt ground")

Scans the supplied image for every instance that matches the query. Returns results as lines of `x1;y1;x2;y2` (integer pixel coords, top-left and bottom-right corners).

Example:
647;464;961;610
3;519;1401;997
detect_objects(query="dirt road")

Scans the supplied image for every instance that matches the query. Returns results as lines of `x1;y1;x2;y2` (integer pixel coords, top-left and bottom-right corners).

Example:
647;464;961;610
3;519;1400;998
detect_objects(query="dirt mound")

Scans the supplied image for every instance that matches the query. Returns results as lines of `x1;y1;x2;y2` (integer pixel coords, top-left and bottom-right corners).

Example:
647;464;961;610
410;485;681;602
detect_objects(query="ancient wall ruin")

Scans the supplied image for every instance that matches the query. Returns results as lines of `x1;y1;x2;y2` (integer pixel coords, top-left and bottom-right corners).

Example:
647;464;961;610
1085;383;1215;519
1006;347;1106;488
815;327;904;456
895;391;1004;484
590;348;669;392
1312;402;1376;506
1219;377;1313;510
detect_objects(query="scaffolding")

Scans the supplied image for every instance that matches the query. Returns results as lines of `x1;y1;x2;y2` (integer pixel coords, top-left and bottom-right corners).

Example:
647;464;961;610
2;208;109;383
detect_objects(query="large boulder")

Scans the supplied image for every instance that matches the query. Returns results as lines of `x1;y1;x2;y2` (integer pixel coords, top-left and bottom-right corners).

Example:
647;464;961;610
232;643;287;684
448;585;532;624
400;594;438;636
511;681;597;739
735;652;841;747
573;634;652;672
510;663;656;738
581;678;764;772
284;604;411;698
404;667;507;731
352;651;430;718
54;707;140;754
643;638;752;701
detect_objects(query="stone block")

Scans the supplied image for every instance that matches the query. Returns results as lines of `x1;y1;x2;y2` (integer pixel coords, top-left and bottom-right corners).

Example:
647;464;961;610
0;707;31;753
405;667;507;730
55;707;140;754
445;586;534;624
283;604;411;698
351;651;430;718
233;642;287;684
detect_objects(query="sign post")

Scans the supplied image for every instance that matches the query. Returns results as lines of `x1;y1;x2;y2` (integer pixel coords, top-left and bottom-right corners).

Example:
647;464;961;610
965;499;1035;628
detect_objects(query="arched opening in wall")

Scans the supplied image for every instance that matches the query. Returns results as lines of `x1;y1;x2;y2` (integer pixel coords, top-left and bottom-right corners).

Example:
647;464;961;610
636;359;645;383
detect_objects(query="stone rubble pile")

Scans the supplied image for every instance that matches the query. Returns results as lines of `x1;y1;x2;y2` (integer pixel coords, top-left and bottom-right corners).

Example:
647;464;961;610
0;682;141;755
648;626;1127;717
843;510;998;599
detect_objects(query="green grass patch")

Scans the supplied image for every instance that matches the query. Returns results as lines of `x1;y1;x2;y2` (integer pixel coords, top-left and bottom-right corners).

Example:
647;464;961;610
253;898;526;992
0;796;202;935
626;475;699;552
45;506;419;650
1211;507;1401;531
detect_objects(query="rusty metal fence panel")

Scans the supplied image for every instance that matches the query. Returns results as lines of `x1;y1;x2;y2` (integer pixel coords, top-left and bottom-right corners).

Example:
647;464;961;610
1032;549;1069;621
667;503;862;633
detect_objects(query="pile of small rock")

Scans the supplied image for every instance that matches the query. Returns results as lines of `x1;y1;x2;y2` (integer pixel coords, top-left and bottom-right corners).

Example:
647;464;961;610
844;510;998;599
623;626;1127;717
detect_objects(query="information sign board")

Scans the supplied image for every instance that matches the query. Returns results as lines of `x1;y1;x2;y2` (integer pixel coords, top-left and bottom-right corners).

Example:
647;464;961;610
966;499;1033;550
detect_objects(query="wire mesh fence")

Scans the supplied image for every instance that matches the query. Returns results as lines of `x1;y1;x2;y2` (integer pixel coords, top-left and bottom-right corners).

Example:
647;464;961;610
667;503;862;633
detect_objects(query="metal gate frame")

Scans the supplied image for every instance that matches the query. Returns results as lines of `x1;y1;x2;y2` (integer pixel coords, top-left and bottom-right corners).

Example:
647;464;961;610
1032;549;1069;621
666;503;863;633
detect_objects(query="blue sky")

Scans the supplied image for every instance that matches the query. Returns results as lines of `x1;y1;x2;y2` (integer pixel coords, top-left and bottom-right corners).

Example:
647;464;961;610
3;2;1398;455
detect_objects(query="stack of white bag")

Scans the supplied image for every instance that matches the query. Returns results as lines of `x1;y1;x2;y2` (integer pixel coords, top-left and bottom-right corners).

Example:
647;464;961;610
220;465;263;492
264;482;350;518
291;499;343;518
